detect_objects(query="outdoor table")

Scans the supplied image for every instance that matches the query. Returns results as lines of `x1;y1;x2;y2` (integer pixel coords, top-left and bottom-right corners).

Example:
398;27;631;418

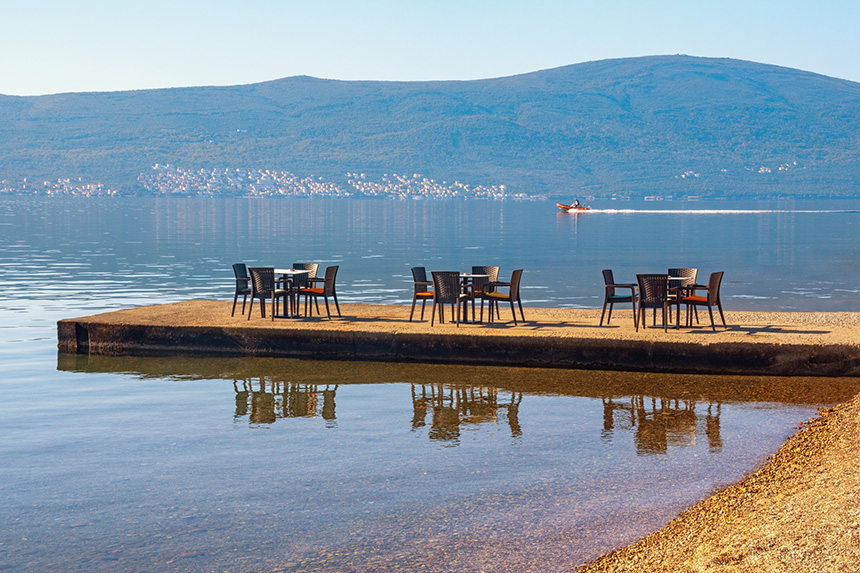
274;268;310;318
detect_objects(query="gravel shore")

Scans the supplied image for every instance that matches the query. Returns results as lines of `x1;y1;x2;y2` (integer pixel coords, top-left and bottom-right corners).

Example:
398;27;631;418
576;392;860;572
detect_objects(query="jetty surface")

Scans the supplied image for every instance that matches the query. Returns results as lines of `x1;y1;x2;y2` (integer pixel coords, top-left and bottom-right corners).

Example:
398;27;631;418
58;300;860;377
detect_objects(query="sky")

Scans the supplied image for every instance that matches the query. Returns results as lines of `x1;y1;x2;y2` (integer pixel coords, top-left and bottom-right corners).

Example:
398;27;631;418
3;0;859;96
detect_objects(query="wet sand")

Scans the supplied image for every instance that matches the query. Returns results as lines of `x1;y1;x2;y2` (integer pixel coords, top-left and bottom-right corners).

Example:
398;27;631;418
576;392;860;572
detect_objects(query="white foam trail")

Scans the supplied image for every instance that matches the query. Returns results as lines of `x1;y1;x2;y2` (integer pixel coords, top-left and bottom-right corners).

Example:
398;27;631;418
580;209;858;215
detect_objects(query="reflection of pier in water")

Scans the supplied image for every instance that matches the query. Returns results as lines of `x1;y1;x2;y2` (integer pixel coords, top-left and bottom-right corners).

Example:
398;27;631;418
233;379;338;426
602;396;723;455
411;384;523;443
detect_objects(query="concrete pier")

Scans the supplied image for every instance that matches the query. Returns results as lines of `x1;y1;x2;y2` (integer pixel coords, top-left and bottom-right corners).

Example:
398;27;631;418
57;300;860;377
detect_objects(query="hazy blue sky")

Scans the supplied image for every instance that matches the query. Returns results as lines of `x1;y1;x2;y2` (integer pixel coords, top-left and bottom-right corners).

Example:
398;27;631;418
3;0;859;95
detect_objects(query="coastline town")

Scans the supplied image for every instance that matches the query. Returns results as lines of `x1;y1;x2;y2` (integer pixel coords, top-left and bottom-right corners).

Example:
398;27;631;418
0;165;532;200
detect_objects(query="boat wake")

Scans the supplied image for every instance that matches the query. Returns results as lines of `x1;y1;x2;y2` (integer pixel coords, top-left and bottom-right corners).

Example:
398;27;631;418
584;209;860;215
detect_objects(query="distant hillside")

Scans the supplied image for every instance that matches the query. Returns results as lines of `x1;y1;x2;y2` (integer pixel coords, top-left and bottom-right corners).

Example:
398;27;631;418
2;55;859;198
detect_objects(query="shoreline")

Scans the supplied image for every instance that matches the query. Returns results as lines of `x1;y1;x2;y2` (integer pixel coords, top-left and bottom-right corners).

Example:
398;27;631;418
575;391;860;572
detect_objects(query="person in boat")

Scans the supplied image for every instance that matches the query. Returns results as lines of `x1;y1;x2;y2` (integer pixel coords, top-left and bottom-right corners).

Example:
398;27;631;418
572;199;580;207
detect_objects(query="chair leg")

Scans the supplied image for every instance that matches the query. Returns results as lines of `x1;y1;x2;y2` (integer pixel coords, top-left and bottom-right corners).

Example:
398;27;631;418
431;300;437;326
324;296;332;320
599;299;608;325
517;298;525;323
232;293;239;317
410;296;418;321
420;299;427;320
708;305;716;331
662;304;667;332
717;303;727;327
333;293;341;317
509;299;517;325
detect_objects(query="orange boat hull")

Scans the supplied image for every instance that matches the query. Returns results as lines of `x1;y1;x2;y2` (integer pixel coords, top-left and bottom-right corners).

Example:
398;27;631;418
557;202;590;212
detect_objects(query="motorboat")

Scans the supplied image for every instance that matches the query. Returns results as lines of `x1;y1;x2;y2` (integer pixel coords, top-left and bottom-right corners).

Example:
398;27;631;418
556;202;590;212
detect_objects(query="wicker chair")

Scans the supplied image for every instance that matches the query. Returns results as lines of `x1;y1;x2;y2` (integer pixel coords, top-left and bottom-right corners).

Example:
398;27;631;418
300;265;340;319
600;269;638;330
468;265;500;322
291;263;319;289
636;274;671;332
292;262;320;313
668;268;698;322
483;269;525;325
430;271;469;326
231;263;251;316
409;267;434;321
247;267;289;320
681;271;727;330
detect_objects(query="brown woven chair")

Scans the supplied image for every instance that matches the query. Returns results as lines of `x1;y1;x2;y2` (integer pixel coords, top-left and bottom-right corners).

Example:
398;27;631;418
681;271;727;331
483;269;525;325
292;262;320;313
469;265;500;322
231;263;251;316
600;269;638;330
430;271;469;326
409;266;434;321
636;274;670;332
247;267;289;320
668;268;698;322
300;265;340;319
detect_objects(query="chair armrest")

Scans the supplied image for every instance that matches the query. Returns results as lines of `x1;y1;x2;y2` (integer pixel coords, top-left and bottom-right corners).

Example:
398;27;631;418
415;281;432;287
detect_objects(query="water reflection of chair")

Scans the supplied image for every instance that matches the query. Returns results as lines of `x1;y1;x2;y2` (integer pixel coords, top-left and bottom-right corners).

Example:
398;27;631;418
411;383;523;443
231;263;252;316
409;266;434;322
601;395;722;455
233;379;338;425
636;274;670;331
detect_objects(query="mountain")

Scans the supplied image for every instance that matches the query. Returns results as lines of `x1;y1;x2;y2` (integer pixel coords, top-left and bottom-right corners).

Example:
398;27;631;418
2;55;859;198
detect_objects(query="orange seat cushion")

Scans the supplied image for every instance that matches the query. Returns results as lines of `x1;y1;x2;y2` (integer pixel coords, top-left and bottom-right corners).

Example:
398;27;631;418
682;295;708;303
416;292;433;298
486;292;510;300
301;288;324;295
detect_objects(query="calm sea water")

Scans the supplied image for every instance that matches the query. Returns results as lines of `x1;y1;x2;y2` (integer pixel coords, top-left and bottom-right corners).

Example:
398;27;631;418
1;196;859;572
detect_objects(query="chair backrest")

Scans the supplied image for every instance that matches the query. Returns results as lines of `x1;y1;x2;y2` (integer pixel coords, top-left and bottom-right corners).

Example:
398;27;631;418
233;263;249;280
412;266;428;283
636;274;669;308
508;269;524;301
248;267;275;297
707;271;724;305
602;269;616;297
471;266;500;293
411;267;431;294
233;263;250;292
292;263;319;288
668;267;698;287
431;271;462;304
321;265;339;295
292;263;319;279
